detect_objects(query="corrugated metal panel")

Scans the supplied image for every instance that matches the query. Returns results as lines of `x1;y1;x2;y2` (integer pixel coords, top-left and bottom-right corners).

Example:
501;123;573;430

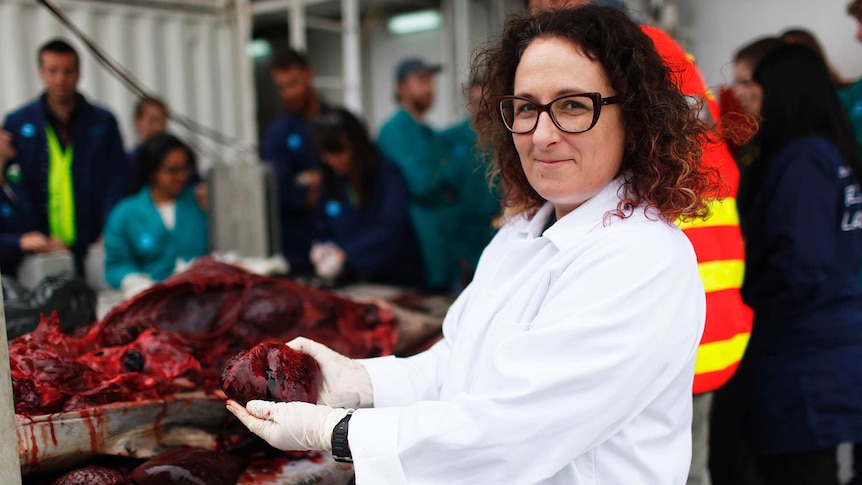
0;0;256;171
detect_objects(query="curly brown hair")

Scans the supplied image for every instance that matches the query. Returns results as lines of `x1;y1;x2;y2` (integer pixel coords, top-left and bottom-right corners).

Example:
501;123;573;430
473;5;719;222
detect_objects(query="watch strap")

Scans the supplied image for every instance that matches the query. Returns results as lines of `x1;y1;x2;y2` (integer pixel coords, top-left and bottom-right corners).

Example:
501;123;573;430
331;409;354;463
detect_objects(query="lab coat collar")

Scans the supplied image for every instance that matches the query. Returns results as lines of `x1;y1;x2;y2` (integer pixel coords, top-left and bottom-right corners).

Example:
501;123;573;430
538;176;628;249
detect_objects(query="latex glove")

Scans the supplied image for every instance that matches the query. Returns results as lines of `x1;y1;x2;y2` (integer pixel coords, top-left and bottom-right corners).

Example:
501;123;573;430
287;337;373;408
226;399;350;452
121;272;154;299
310;242;346;280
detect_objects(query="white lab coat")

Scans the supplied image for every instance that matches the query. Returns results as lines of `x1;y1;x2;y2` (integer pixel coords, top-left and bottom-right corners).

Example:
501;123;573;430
350;177;705;484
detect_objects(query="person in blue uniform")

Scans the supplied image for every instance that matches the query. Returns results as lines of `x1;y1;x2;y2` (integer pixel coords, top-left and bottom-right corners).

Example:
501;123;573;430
738;44;862;485
307;108;424;287
440;75;500;285
103;133;208;290
2;38;129;276
261;48;330;272
377;58;460;290
0;130;64;276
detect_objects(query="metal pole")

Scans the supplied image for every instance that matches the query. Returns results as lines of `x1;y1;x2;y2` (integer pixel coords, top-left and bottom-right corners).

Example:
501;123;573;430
0;269;23;484
341;0;362;113
234;0;259;158
289;0;307;51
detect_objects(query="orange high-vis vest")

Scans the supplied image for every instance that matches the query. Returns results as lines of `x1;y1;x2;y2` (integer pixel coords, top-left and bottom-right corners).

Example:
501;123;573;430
642;25;753;394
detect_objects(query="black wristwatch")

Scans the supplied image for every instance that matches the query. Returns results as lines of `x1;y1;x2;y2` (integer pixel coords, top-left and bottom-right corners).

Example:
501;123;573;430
331;410;354;463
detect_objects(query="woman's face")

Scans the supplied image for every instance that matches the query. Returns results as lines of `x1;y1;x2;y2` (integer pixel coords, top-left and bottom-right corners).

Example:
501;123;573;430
152;147;191;199
732;60;763;115
320;144;353;177
512;37;625;219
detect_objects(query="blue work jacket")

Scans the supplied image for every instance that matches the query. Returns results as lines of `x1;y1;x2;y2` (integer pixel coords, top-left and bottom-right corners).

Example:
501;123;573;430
103;187;208;288
740;135;862;454
313;159;424;287
377;109;460;290
2;94;129;274
0;181;38;276
260;111;320;271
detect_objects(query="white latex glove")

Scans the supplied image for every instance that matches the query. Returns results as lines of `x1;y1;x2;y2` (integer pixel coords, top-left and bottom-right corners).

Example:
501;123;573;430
226;399;350;451
120;273;154;299
310;242;346;279
287;337;373;408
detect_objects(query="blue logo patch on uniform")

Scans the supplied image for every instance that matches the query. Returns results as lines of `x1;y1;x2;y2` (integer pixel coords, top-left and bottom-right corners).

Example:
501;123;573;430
1;204;12;217
89;124;106;136
287;133;302;150
20;123;36;138
139;233;155;250
454;143;468;157
325;200;341;218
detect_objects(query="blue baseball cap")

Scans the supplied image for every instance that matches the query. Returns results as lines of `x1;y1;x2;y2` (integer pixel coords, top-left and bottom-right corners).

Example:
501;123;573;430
395;57;442;83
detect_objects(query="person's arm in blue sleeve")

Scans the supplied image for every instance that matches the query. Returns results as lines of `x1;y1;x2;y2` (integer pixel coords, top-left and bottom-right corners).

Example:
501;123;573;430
261;122;315;212
377;123;446;206
0;233;23;271
101;115;130;225
340;162;413;277
744;149;838;312
103;205;143;288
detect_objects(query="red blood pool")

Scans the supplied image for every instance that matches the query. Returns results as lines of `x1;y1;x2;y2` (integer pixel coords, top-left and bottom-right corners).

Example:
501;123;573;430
221;342;321;406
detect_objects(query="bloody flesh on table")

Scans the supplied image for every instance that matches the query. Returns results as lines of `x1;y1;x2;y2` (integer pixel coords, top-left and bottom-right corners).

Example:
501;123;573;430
10;257;396;416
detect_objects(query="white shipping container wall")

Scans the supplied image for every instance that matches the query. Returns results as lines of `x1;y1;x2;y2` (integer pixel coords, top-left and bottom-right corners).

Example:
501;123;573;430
0;0;256;173
676;0;862;94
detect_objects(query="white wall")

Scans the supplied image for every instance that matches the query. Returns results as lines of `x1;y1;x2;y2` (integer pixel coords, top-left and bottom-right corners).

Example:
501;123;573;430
677;0;862;91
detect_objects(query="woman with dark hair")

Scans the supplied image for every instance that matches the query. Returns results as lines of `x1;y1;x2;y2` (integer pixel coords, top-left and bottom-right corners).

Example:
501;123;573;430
307;107;424;287
739;44;862;485
103;133;208;293
227;6;716;483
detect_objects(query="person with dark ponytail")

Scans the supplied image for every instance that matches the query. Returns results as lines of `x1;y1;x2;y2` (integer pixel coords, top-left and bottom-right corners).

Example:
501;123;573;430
103;133;208;294
307;107;424;287
739;43;862;485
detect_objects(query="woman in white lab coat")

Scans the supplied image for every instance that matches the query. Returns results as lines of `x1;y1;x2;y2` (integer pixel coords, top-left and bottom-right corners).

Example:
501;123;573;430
228;6;717;484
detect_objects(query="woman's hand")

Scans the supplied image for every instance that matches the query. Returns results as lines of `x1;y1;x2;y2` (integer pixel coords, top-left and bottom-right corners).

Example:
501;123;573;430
286;337;373;408
226;399;350;451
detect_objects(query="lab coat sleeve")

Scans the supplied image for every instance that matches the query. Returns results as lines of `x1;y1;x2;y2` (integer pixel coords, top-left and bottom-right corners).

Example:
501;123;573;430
103;204;144;288
349;227;703;484
376;124;446;205
742;150;837;313
260;123;313;212
339;164;414;277
360;284;471;407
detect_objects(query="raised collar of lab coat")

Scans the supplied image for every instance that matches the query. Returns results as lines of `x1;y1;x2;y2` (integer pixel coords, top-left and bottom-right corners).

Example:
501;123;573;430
517;176;636;250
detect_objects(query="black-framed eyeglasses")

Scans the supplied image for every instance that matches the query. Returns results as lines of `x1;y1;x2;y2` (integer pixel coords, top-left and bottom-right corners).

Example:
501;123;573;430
498;93;619;134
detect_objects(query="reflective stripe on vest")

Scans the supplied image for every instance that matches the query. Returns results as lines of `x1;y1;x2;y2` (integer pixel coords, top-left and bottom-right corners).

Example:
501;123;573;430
694;331;750;375
676;196;750;393
46;125;76;245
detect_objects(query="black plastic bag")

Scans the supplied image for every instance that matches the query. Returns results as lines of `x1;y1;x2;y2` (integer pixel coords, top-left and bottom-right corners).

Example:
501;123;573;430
2;273;97;339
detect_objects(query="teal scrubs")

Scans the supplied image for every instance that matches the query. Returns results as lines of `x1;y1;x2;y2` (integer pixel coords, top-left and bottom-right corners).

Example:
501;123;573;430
103;187;208;288
839;79;862;160
440;119;500;275
377;109;459;289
